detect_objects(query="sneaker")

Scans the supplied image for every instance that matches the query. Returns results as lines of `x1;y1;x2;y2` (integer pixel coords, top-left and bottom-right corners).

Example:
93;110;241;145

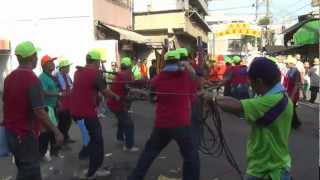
95;169;111;177
123;146;140;152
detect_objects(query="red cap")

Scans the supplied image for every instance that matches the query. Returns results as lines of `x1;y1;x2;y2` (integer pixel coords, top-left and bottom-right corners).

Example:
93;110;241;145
41;55;57;65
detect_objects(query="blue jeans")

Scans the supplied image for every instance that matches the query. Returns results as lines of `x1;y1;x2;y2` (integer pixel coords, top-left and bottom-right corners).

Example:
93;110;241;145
246;170;291;180
84;118;104;177
77;119;90;146
6;130;41;180
114;111;134;149
128;127;200;180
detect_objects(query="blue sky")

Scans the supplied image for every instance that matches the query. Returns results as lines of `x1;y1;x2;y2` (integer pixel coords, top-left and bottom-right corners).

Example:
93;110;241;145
208;0;314;24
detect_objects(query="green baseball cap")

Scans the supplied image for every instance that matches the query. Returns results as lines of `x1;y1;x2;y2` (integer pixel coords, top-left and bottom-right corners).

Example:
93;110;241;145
121;57;132;66
164;50;180;61
15;41;40;58
224;56;232;64
176;48;188;57
92;48;107;62
58;57;72;69
87;49;102;61
232;56;241;63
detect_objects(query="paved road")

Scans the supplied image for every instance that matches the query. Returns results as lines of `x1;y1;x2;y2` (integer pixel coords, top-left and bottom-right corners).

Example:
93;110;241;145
0;101;318;180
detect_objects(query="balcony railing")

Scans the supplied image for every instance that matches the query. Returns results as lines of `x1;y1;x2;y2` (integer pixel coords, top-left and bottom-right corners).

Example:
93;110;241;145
190;0;208;15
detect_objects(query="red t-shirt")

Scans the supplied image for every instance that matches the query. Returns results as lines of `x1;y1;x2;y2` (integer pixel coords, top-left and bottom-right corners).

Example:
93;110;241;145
107;70;133;112
71;66;101;119
151;70;192;128
3;67;42;137
230;65;249;85
283;67;301;103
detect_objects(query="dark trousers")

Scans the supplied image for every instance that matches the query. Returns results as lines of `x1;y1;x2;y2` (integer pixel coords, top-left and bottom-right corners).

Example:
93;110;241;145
114;111;134;149
191;98;202;150
292;103;302;129
84;118;104;177
309;86;319;103
128;127;200;180
6;130;41;180
224;84;232;96
38;131;59;157
57;110;72;141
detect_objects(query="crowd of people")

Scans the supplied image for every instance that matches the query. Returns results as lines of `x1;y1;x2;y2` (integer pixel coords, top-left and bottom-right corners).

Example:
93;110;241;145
1;40;319;180
207;54;320;104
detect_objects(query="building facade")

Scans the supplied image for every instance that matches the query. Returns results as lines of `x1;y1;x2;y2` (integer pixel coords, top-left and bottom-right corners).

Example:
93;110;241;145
93;0;133;29
133;0;210;55
93;0;150;64
206;12;261;56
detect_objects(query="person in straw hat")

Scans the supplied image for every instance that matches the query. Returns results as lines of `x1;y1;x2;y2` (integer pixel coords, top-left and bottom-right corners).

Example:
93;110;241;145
283;55;302;129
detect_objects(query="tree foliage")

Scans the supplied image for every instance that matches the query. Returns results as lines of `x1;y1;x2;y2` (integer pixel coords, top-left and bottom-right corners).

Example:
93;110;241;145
258;16;271;26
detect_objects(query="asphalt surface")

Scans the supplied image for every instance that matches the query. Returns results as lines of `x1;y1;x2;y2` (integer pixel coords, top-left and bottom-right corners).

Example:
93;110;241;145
0;101;318;180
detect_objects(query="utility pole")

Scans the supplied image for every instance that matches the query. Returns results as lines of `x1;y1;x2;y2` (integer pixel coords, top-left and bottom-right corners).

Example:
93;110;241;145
266;0;270;18
255;0;259;21
265;0;270;46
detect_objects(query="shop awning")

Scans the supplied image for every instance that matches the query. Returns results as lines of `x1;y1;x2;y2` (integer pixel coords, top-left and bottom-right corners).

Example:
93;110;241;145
283;18;319;45
293;20;320;46
97;21;148;44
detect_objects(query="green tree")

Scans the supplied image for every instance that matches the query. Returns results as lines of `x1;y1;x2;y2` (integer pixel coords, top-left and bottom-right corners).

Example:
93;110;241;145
258;16;271;26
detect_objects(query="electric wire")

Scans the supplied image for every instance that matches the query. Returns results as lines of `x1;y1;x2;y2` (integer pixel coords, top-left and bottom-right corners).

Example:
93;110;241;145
199;87;244;180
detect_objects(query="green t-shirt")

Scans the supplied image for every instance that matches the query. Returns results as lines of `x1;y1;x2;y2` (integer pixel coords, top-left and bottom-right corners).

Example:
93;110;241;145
47;105;58;126
39;72;59;107
240;93;293;179
132;65;142;80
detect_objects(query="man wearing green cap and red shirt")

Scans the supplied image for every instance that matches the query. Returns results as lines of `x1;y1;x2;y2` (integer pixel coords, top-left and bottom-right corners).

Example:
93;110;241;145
225;56;250;100
128;50;199;180
3;41;64;180
38;55;63;160
176;47;203;150
71;49;119;179
107;57;140;152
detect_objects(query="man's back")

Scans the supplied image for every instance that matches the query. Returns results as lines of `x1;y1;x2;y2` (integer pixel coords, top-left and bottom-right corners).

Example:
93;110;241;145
71;66;99;118
107;70;133;112
151;70;192;128
3;68;41;136
230;65;249;85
